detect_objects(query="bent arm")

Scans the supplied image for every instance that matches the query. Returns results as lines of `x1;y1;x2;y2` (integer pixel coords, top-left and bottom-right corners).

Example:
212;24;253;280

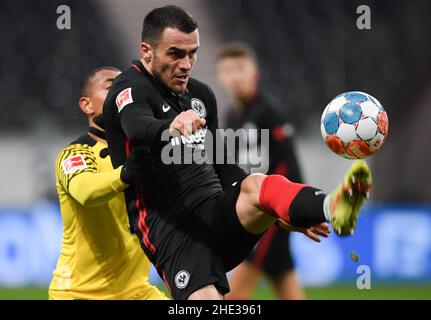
68;166;128;207
120;105;171;147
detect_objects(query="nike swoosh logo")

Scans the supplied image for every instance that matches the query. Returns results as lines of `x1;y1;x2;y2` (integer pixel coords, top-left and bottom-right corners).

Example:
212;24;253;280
162;104;171;112
315;190;325;196
232;182;238;186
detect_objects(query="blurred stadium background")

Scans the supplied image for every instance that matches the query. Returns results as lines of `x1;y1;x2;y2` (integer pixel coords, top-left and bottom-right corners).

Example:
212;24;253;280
1;0;431;299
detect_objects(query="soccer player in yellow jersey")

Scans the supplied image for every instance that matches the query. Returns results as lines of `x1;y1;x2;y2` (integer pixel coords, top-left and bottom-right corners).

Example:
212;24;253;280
49;66;167;300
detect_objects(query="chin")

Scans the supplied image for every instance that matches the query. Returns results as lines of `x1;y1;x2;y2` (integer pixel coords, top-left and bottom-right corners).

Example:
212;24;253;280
171;84;187;94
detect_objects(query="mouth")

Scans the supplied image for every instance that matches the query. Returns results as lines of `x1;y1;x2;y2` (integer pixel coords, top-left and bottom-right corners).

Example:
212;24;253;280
174;74;189;83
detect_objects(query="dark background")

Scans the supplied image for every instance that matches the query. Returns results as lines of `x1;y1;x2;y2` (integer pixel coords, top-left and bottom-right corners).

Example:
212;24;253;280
1;0;431;201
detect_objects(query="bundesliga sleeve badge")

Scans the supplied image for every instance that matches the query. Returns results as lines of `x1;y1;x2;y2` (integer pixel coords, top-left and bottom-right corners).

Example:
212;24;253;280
116;87;134;112
62;155;87;174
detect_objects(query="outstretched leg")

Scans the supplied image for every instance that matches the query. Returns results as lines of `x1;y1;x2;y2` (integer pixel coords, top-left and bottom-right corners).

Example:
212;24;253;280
235;160;372;237
187;160;372;300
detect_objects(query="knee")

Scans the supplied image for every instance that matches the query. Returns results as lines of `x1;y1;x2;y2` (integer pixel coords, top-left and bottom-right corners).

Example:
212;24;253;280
241;173;267;200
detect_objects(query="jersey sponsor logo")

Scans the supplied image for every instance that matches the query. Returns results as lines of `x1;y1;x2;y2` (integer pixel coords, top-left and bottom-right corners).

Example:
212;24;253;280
175;270;190;289
191;98;206;118
170;127;207;149
116;88;133;112
62;155;87;174
162;103;171;112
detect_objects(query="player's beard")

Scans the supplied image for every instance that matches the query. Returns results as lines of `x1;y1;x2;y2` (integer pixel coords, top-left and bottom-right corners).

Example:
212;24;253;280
152;60;187;94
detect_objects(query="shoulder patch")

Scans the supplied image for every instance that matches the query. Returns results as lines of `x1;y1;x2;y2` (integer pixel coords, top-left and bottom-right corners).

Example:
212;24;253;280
62;154;87;174
116;88;133;112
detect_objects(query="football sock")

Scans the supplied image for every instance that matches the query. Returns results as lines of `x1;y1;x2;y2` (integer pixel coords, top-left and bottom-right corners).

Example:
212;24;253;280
259;174;327;227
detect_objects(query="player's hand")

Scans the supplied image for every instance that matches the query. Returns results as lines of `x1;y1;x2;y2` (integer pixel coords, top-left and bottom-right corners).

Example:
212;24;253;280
120;147;155;185
169;110;206;137
277;220;331;242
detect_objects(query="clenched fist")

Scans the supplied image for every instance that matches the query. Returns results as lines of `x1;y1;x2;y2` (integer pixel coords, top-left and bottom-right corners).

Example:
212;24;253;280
169;109;206;137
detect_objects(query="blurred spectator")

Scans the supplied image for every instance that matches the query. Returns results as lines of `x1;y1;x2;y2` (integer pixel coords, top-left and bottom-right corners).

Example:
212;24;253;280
217;42;305;300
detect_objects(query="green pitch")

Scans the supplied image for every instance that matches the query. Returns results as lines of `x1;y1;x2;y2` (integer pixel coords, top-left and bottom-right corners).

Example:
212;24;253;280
253;284;431;300
1;284;430;300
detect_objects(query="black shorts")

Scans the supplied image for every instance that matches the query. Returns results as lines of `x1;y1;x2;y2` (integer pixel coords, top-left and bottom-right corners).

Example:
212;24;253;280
245;225;295;279
152;178;263;300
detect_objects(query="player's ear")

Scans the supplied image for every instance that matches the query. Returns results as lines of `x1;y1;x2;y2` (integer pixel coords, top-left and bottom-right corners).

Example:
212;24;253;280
79;97;94;116
141;42;153;64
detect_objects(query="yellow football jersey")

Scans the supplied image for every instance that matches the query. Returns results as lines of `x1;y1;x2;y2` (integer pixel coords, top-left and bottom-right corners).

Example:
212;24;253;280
49;133;166;300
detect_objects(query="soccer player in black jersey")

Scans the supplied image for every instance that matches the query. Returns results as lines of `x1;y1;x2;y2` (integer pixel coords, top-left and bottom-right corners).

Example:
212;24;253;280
217;43;304;300
103;5;372;300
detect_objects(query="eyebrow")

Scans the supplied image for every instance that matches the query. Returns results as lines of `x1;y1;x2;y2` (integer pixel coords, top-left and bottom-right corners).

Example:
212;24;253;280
168;46;199;53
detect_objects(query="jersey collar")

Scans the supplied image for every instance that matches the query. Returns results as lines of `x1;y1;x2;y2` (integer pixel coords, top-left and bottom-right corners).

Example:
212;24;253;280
88;126;106;140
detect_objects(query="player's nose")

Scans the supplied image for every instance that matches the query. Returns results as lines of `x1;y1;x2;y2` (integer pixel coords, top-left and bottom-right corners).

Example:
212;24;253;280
178;56;192;71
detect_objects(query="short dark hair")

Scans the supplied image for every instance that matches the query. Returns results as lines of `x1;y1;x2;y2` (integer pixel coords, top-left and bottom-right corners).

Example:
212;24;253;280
217;42;258;63
142;5;198;45
80;66;120;97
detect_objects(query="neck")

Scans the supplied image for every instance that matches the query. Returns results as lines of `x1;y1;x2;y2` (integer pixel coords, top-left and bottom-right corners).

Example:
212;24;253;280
88;120;106;145
141;58;153;76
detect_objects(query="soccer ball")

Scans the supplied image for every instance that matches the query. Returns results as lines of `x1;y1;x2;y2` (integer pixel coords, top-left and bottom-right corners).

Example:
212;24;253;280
320;91;389;159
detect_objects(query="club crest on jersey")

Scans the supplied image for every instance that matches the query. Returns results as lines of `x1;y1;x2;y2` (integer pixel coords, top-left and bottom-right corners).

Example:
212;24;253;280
116;88;133;112
175;270;190;289
191;98;206;118
62;155;87;174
